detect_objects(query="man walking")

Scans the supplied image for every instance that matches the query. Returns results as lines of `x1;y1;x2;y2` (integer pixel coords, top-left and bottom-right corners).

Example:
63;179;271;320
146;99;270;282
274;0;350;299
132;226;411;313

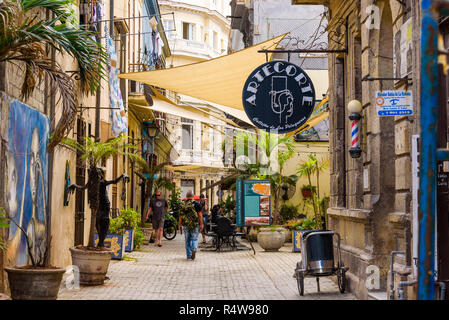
178;190;203;260
146;190;169;247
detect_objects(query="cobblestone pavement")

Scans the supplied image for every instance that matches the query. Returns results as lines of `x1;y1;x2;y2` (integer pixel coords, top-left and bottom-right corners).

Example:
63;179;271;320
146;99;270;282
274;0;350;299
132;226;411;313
58;235;357;300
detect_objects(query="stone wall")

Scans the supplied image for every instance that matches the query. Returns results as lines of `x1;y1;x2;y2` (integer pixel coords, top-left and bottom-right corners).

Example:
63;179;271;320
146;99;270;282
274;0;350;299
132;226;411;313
325;0;416;299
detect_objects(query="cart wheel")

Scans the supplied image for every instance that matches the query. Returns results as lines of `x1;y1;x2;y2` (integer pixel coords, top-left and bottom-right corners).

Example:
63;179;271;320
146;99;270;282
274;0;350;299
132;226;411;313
296;262;304;296
337;267;346;294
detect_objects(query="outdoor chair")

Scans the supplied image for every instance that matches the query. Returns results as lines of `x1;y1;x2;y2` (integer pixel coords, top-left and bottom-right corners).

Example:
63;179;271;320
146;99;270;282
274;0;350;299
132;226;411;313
216;217;247;251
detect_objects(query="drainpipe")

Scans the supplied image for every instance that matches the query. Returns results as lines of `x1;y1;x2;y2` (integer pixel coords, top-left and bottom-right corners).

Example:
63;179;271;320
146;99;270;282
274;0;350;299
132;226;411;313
390;251;404;300
418;0;438;300
398;280;417;300
435;281;447;300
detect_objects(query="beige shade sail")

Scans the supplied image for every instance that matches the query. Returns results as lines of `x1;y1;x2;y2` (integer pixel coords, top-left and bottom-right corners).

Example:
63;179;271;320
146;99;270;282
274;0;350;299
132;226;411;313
206;101;253;125
118;34;287;110
128;93;225;126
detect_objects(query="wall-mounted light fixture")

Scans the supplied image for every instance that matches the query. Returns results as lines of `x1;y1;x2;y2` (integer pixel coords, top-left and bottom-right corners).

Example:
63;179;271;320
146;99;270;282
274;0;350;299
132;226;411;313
348;100;362;158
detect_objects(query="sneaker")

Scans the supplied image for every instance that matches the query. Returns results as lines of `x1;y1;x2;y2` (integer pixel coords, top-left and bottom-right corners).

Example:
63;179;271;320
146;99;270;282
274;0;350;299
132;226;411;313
191;250;196;260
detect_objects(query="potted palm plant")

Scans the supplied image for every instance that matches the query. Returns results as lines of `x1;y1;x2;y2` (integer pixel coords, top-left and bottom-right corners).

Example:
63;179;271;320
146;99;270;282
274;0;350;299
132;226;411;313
2;208;66;300
63;135;144;285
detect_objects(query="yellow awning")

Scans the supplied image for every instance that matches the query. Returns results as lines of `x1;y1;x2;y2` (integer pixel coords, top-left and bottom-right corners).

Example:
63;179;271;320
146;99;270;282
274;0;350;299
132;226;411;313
128;99;155;121
118;34;287;110
285;96;329;137
286;110;329;137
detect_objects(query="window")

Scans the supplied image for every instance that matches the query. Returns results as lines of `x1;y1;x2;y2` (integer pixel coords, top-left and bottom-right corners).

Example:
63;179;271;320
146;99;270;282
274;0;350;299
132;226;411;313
181;118;193;149
212;128;217;153
162;19;175;39
183;22;196;41
201;124;210;151
221;39;224;52
213;31;218;50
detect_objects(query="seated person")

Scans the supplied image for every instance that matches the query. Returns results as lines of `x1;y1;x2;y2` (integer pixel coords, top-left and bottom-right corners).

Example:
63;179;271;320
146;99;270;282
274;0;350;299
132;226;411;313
210;205;222;232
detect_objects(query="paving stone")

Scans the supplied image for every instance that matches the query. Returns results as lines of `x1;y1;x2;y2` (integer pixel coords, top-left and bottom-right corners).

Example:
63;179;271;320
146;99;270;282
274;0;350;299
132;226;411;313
58;236;357;300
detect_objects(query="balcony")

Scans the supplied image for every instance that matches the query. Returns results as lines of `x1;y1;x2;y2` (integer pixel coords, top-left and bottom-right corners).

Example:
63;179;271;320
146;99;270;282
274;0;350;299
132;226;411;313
168;38;223;60
175;149;224;167
291;0;329;4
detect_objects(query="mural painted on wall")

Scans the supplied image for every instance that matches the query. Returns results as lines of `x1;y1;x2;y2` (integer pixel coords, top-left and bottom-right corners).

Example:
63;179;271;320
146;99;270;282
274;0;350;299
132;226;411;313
5;100;50;266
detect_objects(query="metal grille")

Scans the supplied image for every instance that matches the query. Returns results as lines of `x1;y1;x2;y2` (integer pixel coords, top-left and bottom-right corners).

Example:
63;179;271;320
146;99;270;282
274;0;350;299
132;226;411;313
263;17;329;70
265;17;328;50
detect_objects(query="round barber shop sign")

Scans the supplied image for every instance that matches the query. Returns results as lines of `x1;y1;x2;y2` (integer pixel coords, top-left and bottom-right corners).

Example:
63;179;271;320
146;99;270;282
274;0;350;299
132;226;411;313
242;61;316;133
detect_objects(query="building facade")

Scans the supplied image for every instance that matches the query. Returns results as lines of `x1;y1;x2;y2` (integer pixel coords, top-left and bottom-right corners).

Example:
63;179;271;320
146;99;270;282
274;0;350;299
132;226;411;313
291;0;442;300
0;0;172;294
158;0;233;203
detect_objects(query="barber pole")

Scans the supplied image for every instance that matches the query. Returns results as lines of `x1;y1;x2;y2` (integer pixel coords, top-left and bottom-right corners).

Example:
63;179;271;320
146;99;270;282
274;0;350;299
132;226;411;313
347;100;362;158
351;119;359;148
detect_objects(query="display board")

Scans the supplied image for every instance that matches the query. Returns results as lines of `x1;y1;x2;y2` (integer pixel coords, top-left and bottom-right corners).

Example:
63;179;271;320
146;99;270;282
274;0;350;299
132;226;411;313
236;180;271;226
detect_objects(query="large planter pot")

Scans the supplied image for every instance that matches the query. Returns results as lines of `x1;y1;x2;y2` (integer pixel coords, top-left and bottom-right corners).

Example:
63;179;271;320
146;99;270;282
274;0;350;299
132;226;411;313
292;230;308;252
69;247;113;286
124;228;135;252
276;227;291;243
257;230;285;252
94;233;125;260
5;267;65;300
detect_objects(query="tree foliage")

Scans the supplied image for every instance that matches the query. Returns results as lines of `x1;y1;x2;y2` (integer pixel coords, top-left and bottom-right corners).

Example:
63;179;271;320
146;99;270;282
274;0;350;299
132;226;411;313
0;0;108;150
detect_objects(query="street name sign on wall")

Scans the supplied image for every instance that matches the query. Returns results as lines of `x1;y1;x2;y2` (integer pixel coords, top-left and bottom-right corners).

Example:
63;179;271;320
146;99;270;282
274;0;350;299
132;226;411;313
242;61;316;133
236;180;271;226
375;90;413;116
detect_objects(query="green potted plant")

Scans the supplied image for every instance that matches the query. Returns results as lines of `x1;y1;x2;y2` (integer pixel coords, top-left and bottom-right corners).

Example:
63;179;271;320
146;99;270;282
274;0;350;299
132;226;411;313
63;135;144;285
300;185;316;198
132;227;145;250
2;208;66;300
118;208;141;252
168;188;182;221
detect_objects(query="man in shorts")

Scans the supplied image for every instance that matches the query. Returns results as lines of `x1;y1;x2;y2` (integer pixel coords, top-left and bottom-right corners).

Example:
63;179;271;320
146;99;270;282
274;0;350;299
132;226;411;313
145;190;169;247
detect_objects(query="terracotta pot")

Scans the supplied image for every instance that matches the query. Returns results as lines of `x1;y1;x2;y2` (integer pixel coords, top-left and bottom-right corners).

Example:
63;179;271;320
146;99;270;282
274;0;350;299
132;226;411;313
5;267;65;300
257;230;285;252
69;247;112;286
301;189;312;197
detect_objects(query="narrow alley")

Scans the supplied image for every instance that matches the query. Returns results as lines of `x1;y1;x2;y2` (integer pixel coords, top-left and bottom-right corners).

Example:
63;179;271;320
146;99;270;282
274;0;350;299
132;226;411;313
58;236;355;300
